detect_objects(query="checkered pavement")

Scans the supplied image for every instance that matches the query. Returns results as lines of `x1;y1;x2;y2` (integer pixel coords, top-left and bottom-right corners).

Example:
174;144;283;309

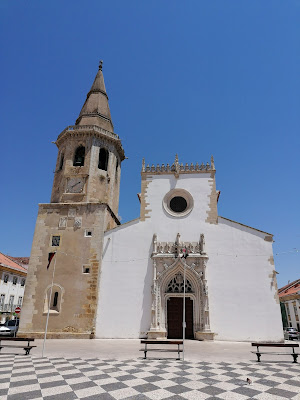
0;355;299;400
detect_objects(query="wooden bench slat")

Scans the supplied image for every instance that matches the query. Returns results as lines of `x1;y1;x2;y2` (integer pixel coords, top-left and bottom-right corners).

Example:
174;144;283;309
251;351;299;355
141;340;183;345
0;344;37;349
139;349;183;352
251;343;299;348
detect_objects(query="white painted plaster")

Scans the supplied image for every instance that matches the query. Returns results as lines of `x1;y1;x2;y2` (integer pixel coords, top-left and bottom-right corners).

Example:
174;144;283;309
96;173;283;341
0;272;25;323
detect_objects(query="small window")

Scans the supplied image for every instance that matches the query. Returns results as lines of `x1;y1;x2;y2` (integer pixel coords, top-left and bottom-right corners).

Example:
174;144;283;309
59;153;64;170
3;275;9;284
84;229;93;237
73;146;85;166
115;158;119;179
98;148;109;171
12;277;17;285
18;296;23;306
52;235;61;246
44;285;62;314
83;266;90;274
9;295;14;306
53;292;59;308
21;279;25;287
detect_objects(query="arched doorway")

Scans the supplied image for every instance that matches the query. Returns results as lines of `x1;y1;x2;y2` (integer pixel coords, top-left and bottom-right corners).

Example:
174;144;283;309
167;297;194;339
165;273;194;339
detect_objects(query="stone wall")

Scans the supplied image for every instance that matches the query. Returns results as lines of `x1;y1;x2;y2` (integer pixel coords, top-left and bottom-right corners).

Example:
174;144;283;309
19;203;112;338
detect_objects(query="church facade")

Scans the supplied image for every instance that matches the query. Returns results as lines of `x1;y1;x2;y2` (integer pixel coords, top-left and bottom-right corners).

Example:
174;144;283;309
19;64;283;342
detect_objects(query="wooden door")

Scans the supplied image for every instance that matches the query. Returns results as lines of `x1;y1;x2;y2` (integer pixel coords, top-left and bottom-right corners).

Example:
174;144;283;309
167;297;194;339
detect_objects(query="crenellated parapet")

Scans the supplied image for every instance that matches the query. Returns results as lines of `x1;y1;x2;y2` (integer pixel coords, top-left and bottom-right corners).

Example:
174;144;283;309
142;154;215;177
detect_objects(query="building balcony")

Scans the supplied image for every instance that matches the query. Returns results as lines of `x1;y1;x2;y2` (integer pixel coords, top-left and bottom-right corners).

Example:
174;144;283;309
0;304;17;312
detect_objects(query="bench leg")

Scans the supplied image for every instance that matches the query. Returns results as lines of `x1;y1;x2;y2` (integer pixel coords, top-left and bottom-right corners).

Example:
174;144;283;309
292;354;298;363
256;353;261;362
24;348;30;355
177;344;180;360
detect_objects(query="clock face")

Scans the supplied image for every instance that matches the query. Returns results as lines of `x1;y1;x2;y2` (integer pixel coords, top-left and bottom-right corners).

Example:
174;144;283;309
66;177;85;193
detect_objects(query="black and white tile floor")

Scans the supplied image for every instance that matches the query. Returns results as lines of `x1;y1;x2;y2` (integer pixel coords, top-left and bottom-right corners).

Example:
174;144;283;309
0;355;299;400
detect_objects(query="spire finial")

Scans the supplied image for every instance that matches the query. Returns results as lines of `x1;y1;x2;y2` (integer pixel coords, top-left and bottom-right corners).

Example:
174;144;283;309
211;155;215;170
99;60;103;71
174;154;180;178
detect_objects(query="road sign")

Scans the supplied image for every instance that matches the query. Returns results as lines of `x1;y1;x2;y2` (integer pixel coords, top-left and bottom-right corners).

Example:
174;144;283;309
14;306;21;314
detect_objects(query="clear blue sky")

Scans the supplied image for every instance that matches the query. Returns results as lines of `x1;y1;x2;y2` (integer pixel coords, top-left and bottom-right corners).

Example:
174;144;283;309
1;1;299;288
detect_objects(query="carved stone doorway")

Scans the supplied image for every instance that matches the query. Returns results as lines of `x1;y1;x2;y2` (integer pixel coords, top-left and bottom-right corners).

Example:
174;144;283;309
167;297;194;339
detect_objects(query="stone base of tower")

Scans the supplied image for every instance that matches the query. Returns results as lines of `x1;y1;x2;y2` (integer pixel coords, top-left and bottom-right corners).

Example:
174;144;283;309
18;331;93;339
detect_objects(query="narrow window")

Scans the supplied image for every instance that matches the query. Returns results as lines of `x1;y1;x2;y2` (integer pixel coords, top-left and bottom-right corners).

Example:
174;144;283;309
21;279;25;287
53;292;59;308
115;158;119;179
45;286;61;313
12;277;17;285
18;296;22;306
98;148;109;170
83;266;90;274
0;294;5;308
3;275;9;284
73;146;85;166
59;153;64;170
9;295;14;310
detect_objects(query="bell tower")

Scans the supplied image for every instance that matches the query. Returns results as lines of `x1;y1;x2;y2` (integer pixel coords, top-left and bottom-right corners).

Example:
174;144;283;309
19;63;125;338
51;61;124;216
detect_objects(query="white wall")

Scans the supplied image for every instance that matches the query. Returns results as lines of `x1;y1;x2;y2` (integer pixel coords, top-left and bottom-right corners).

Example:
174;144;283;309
96;173;283;341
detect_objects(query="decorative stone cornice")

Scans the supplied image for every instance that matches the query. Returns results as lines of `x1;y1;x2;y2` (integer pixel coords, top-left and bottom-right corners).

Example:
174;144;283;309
55;125;125;160
142;154;215;176
152;233;208;259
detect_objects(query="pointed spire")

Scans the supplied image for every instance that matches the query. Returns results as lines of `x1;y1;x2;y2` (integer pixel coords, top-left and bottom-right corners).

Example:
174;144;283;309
76;61;114;132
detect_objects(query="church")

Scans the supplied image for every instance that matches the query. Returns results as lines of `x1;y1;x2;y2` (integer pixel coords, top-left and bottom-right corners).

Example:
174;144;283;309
19;63;283;342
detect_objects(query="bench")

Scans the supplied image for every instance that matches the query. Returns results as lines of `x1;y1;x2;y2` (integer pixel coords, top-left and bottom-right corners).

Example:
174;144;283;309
0;338;36;355
251;342;299;363
140;340;183;360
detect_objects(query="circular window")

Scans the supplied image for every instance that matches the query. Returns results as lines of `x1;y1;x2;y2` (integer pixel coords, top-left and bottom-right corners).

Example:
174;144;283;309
163;189;193;217
169;197;187;213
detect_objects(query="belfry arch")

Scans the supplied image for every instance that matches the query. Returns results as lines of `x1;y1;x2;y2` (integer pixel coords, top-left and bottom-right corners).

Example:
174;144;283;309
147;233;214;340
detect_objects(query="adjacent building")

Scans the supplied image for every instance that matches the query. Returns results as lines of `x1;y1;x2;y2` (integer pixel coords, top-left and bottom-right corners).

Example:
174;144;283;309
278;279;300;331
0;253;27;323
19;63;283;342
